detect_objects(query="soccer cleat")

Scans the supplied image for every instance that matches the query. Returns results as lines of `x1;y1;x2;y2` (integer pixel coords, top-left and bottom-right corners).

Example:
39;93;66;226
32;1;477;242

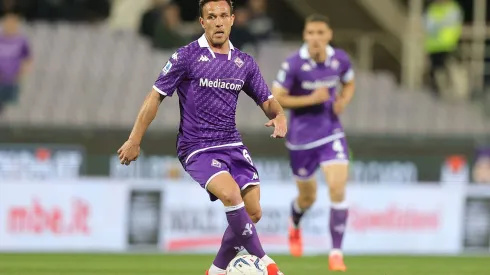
288;225;303;257
267;263;285;275
328;251;347;272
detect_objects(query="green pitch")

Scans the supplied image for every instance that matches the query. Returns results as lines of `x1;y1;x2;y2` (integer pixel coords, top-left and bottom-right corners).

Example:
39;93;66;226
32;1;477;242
0;254;489;275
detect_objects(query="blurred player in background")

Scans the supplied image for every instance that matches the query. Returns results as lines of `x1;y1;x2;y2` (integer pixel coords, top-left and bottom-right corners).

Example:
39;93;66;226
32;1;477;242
0;12;31;114
117;1;287;275
272;14;355;271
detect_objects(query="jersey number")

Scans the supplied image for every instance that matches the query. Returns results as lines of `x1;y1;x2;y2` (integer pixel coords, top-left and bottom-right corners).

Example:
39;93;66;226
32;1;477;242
332;139;347;160
242;149;253;165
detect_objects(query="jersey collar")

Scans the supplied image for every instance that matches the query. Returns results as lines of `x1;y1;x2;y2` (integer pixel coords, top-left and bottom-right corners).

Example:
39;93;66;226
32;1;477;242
198;34;235;60
299;44;335;67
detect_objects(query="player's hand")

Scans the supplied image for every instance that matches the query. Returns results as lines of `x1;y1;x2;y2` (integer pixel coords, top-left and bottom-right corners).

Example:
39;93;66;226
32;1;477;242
117;139;140;166
309;87;330;105
333;98;348;115
265;113;287;138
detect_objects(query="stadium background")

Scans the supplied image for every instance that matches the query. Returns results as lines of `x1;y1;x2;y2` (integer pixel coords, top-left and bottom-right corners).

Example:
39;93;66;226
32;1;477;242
0;0;490;274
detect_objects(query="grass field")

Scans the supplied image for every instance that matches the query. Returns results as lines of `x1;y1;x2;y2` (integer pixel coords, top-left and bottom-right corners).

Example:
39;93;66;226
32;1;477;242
0;254;489;275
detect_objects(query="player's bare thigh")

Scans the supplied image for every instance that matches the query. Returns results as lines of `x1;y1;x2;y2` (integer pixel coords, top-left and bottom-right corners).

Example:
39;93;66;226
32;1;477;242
206;172;262;223
321;163;349;203
206;172;243;206
295;177;318;209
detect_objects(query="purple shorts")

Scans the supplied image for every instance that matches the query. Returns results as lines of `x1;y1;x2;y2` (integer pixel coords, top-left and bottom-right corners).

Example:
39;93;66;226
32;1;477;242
184;145;260;201
289;136;349;180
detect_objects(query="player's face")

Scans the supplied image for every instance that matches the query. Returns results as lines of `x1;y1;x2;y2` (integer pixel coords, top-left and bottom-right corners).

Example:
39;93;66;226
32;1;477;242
2;14;20;35
303;21;332;56
200;1;235;47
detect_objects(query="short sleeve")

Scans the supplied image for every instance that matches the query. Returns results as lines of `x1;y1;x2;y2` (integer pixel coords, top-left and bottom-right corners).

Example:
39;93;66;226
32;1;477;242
273;60;295;92
243;57;273;105
339;51;354;84
153;47;188;97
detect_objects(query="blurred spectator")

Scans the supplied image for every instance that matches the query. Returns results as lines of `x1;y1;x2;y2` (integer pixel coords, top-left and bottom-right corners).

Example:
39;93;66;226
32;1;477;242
230;7;256;50
473;148;490;184
0;12;31;114
0;0;14;16
424;0;463;97
247;0;273;41
152;2;187;50
29;0;110;22
139;0;165;39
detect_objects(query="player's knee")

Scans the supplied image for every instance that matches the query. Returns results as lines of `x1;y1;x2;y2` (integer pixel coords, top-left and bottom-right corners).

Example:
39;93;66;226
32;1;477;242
247;209;262;223
298;192;316;209
329;184;346;203
218;189;243;206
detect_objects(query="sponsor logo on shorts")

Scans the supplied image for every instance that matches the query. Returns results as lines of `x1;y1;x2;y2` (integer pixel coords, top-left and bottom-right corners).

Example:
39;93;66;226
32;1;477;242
211;159;221;168
298;168;308;177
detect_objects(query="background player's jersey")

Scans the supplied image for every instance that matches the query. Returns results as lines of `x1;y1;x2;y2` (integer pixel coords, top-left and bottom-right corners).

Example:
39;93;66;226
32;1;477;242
153;35;272;163
274;44;354;151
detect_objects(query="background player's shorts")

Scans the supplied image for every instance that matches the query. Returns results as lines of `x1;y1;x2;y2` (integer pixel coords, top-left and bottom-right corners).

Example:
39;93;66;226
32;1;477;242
184;145;260;201
289;136;349;180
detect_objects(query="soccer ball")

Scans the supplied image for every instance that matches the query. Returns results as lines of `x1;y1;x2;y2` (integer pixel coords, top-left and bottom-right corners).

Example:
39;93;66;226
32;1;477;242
226;255;267;275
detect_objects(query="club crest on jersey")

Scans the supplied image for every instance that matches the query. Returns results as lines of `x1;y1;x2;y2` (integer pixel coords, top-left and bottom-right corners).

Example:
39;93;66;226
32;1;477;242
162;61;172;75
234;57;244;68
211;159;221;168
301;63;312;72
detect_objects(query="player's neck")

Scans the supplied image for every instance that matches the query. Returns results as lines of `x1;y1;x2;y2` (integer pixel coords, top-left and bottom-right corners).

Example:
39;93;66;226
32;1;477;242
206;36;230;55
310;50;327;63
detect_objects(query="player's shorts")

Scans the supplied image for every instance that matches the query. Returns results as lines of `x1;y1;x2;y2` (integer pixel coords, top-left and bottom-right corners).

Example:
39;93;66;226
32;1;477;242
289;136;349;181
184;145;260;201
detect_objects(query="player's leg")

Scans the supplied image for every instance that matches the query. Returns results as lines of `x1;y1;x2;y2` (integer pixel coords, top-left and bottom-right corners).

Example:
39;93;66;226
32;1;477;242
320;138;350;271
184;151;247;275
288;148;319;257
206;172;267;274
229;146;284;275
207;185;262;275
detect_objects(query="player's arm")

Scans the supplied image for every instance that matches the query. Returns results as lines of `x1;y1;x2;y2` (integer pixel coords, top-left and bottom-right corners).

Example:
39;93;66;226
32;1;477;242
333;54;356;114
337;79;355;106
127;89;165;145
244;58;287;138
260;97;285;120
260;98;287;138
272;61;328;109
272;84;327;109
118;48;187;165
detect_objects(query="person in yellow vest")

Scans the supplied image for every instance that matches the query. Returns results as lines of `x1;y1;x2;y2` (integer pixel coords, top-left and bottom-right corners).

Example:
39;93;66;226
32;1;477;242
424;0;463;97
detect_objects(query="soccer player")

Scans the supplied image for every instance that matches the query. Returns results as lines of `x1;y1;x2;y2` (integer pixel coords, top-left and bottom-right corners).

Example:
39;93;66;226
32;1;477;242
117;1;287;275
272;14;356;271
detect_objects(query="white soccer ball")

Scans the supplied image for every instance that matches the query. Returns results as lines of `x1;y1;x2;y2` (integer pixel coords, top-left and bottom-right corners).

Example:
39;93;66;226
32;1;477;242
226;255;267;275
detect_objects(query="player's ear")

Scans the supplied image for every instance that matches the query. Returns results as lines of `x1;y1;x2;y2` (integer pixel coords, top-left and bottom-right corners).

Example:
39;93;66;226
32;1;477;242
230;13;235;26
327;28;333;41
199;17;205;29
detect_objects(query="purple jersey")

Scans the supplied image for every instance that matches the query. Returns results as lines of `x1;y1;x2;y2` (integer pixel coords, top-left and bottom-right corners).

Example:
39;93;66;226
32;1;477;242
153;35;272;163
274;45;354;151
0;33;30;84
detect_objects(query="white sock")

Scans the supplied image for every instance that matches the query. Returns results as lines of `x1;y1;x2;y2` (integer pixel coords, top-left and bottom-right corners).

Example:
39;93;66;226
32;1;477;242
261;255;275;266
330;249;343;256
208;264;226;274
